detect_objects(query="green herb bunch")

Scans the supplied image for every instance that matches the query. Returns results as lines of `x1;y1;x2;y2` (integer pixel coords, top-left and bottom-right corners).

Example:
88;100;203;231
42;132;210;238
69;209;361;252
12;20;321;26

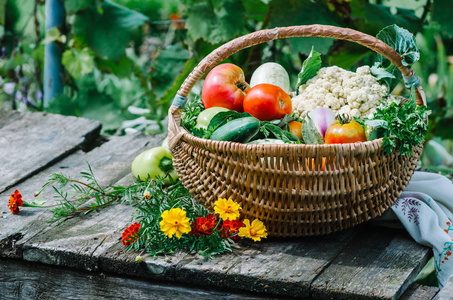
370;88;430;156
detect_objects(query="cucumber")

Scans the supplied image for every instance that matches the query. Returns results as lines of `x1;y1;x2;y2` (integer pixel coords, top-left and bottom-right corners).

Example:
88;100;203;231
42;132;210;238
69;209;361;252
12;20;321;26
209;117;260;143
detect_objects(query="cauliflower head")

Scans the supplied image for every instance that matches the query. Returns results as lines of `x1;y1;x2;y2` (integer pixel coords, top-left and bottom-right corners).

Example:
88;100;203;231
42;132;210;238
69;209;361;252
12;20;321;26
292;65;393;119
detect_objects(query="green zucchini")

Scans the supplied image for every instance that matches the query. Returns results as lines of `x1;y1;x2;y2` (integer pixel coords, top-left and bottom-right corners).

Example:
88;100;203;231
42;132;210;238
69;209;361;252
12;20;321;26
209;117;260;143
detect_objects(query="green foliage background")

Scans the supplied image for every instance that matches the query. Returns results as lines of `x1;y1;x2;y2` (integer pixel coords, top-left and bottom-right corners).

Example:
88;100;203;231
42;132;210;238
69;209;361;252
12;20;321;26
1;0;452;140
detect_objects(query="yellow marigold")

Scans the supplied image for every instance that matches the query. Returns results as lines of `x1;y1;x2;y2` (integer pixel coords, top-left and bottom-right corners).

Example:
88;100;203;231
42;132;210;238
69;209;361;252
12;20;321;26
160;208;191;239
214;198;241;221
239;219;268;242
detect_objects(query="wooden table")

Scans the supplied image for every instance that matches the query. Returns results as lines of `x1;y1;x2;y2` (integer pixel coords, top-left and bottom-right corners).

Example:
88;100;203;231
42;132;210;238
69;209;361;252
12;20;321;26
0;110;448;299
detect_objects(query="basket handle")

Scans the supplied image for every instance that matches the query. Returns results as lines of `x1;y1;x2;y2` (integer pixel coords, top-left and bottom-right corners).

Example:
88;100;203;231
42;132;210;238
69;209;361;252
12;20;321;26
167;24;426;150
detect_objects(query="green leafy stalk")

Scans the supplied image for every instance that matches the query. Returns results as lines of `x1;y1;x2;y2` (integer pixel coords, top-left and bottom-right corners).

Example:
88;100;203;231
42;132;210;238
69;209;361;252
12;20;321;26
296;47;322;94
369;87;431;156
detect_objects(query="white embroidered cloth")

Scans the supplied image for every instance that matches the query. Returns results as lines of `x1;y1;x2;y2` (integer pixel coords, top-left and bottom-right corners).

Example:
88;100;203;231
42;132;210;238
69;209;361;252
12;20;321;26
377;171;453;287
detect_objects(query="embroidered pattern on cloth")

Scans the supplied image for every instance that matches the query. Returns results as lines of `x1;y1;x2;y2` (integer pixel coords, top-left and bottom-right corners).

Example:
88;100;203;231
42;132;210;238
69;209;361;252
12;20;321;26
394;198;421;225
389;190;453;288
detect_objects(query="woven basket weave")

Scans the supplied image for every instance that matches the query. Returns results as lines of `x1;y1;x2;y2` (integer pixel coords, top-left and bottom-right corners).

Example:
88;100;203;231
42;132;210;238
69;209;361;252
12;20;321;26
167;25;427;237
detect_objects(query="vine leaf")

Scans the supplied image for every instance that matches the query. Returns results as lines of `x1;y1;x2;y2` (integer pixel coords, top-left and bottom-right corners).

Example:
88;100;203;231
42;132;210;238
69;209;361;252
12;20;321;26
185;0;246;44
376;24;420;67
72;1;148;60
62;48;95;80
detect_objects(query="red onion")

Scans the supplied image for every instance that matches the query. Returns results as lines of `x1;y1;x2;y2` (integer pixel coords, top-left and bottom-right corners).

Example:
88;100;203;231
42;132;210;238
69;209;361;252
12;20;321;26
307;107;336;138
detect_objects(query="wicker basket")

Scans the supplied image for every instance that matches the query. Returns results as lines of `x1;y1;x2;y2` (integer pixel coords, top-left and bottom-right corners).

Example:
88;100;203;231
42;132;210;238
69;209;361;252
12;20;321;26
167;25;427;237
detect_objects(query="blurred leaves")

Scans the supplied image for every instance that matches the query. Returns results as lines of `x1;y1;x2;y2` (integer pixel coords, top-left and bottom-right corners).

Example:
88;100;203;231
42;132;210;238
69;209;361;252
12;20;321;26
72;1;148;60
269;0;343;54
351;0;422;35
3;0;453;141
62;48;95;80
64;0;96;15
96;55;134;78
185;0;246;44
150;45;191;98
432;0;453;37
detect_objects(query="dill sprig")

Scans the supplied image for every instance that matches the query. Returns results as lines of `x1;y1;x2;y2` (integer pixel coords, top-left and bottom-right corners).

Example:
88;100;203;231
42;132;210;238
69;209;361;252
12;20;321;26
35;163;148;221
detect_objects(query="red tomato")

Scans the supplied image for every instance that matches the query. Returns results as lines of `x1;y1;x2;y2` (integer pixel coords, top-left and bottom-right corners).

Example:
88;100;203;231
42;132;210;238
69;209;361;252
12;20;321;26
243;83;292;121
325;119;366;144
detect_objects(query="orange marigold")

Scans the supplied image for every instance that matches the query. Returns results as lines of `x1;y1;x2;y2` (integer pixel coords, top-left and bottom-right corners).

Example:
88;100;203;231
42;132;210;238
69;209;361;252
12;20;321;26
190;214;217;237
220;219;244;243
122;222;141;246
8;190;23;214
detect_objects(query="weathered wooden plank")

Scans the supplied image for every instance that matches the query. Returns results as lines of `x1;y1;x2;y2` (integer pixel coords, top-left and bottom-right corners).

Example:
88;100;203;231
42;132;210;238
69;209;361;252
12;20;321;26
0;132;165;259
433;276;453;300
218;232;356;298
150;230;354;299
0;258;270;300
0;109;22;129
99;242;190;281
400;283;439;300
310;226;432;300
0;112;101;192
21;203;136;272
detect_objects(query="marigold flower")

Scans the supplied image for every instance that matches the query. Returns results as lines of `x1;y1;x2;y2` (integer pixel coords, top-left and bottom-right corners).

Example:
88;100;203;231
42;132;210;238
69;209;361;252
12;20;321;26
160;208;191;239
122;222;141;246
214;198;241;221
220;219;244;243
143;190;151;200
8;190;23;214
239;219;268;242
191;214;217;237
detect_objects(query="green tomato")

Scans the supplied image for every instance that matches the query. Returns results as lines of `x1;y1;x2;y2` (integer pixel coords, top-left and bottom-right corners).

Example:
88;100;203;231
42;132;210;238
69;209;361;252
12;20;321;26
161;136;169;151
131;146;178;182
195;106;230;130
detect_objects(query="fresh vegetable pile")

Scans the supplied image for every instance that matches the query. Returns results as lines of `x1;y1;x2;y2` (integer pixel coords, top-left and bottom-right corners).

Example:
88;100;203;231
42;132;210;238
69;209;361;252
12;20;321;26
178;24;430;157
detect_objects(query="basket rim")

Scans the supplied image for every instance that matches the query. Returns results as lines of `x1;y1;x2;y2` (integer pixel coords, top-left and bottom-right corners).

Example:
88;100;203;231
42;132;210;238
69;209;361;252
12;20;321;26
179;127;384;151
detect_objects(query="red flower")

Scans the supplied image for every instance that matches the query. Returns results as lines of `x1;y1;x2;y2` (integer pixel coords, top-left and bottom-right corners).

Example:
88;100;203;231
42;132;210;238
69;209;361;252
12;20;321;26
220;219;244;243
191;214;217;237
122;222;141;246
447;251;452;256
445;229;449;234
8;190;23;214
169;13;185;30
